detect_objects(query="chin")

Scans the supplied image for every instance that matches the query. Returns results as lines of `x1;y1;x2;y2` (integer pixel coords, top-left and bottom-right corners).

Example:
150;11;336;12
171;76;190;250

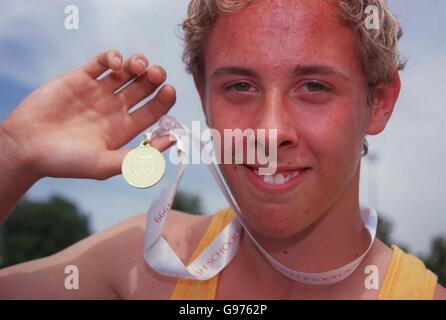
237;202;321;239
221;165;332;238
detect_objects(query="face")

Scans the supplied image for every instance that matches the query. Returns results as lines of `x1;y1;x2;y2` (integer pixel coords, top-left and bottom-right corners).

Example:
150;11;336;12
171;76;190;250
198;0;378;238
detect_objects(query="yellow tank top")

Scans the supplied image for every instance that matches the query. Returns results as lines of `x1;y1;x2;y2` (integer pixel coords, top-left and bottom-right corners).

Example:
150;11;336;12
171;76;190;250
170;208;438;300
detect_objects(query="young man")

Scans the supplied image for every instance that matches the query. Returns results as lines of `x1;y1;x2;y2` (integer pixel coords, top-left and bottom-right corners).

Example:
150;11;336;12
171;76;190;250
0;0;445;299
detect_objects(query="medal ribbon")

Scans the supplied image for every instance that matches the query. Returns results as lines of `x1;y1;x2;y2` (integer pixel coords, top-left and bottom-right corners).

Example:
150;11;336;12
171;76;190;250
138;115;378;285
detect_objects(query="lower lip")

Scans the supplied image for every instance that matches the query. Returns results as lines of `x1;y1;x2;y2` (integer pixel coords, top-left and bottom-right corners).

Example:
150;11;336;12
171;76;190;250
243;165;310;194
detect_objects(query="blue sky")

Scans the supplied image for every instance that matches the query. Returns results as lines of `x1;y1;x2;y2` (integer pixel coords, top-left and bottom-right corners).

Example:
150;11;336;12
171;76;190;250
0;0;445;256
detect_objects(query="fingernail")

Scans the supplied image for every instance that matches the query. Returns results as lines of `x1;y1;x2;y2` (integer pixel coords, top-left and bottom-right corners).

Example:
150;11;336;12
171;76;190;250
156;65;166;77
149;65;166;78
136;58;147;69
114;56;122;65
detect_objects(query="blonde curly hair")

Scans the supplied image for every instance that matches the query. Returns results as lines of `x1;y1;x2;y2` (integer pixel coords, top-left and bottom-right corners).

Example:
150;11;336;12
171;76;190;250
181;0;405;104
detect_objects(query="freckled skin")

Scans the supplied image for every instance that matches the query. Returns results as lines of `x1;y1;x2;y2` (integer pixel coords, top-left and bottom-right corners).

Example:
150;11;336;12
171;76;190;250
5;0;446;300
198;0;373;238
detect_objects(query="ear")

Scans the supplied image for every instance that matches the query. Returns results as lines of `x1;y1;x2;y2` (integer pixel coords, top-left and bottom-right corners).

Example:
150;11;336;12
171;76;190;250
366;72;401;135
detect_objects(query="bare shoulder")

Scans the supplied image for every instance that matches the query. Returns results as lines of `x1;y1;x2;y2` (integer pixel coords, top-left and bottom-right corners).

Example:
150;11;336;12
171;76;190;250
367;240;446;300
101;209;213;299
107;208;212;262
0;208;213;299
434;283;446;300
363;238;393;278
360;239;393;296
163;209;214;255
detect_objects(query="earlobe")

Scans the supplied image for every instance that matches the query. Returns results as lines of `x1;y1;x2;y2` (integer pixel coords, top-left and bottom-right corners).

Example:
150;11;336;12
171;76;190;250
366;72;401;135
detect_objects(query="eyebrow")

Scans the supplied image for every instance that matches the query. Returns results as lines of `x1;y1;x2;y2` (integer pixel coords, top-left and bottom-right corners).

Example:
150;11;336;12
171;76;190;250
210;64;352;82
210;66;259;79
292;65;352;82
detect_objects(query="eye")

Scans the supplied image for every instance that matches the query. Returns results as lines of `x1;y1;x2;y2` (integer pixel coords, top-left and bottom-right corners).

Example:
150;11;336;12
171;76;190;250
224;81;256;93
298;81;332;93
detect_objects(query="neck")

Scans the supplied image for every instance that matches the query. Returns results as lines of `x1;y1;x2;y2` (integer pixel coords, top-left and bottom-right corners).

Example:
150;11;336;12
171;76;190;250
240;165;371;276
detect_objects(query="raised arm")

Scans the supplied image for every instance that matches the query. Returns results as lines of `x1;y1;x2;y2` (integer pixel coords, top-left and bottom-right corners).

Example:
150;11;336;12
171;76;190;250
0;50;178;298
0;49;176;223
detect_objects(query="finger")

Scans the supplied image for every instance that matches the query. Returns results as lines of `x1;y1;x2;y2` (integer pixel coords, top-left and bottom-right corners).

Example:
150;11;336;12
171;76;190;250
127;84;177;139
101;53;149;90
149;135;177;153
82;50;123;79
116;65;167;109
96;148;132;180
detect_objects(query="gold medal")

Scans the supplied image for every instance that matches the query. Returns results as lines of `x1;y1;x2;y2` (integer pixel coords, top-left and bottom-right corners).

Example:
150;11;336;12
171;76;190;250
122;141;166;189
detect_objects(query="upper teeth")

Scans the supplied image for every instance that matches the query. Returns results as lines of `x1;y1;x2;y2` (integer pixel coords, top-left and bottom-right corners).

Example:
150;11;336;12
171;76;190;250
255;169;301;185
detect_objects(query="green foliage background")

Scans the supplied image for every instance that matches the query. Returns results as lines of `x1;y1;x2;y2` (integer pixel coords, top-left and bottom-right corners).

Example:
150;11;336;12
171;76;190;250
0;196;90;268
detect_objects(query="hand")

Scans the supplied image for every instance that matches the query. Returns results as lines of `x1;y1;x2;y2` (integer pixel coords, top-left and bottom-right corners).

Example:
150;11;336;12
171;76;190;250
1;50;177;181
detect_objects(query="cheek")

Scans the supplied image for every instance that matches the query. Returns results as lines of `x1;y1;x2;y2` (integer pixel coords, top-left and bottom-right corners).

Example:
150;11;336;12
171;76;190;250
207;104;255;157
206;90;255;125
302;107;364;176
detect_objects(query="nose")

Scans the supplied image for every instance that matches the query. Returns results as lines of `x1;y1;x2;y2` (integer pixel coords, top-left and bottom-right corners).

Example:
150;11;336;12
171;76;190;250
252;88;299;152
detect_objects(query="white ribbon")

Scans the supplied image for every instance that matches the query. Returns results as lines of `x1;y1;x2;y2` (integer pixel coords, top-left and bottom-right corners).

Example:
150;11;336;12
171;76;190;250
142;115;378;285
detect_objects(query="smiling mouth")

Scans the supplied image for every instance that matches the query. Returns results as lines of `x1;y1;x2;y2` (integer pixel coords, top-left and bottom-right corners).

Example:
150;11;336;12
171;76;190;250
242;164;311;192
